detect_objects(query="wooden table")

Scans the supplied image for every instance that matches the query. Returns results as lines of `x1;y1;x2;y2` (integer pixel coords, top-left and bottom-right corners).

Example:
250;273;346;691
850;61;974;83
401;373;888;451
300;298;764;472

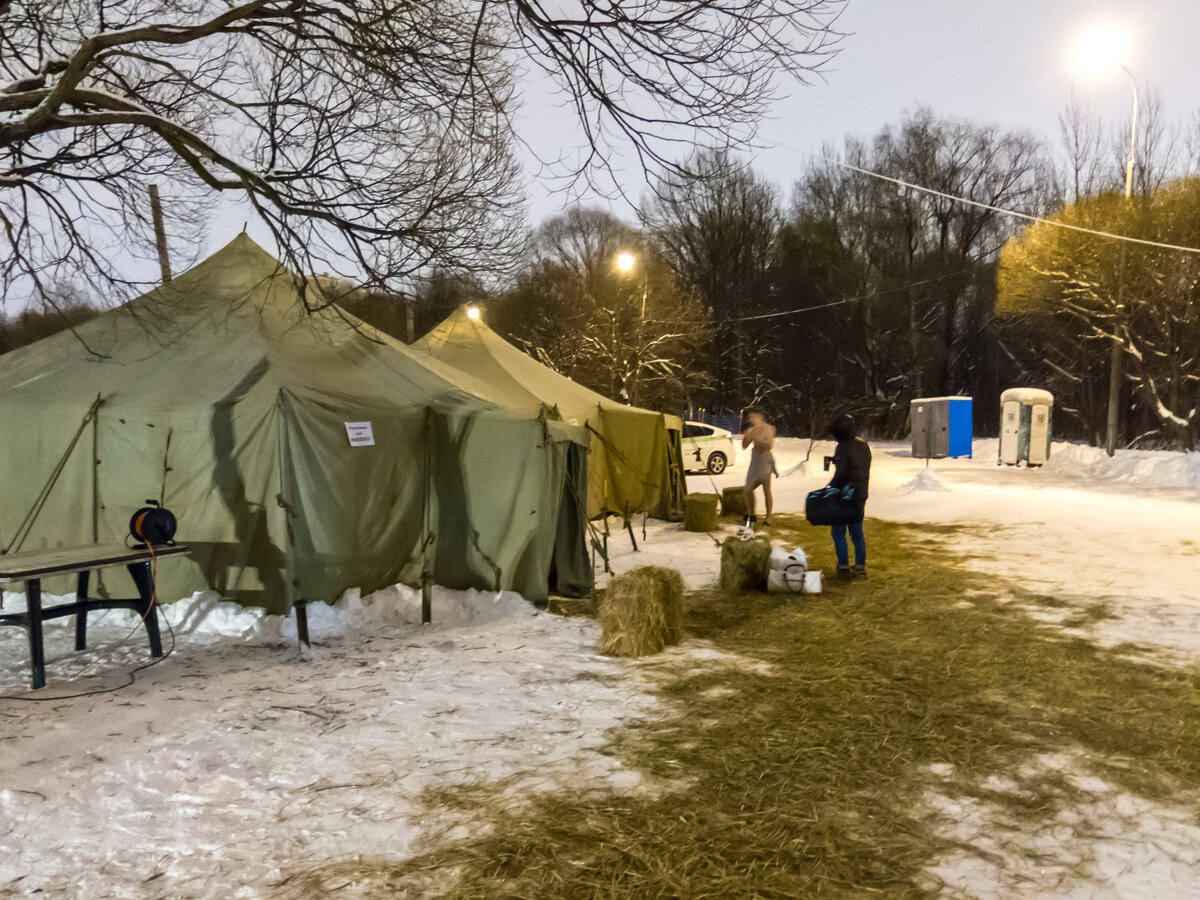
0;543;190;689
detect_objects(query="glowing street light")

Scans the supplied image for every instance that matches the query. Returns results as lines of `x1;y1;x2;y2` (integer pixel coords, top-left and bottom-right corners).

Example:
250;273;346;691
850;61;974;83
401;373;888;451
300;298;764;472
466;305;481;320
614;250;651;404
1073;26;1128;77
1072;26;1137;200
1073;25;1138;458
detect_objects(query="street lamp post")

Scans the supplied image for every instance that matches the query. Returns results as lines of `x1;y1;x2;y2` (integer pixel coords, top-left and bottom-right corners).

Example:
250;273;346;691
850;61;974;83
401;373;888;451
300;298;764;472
1075;26;1137;457
616;251;649;405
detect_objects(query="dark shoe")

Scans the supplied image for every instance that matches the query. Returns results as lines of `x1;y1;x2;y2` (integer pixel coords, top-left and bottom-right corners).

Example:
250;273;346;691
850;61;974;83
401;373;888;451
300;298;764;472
854;565;867;579
837;566;853;581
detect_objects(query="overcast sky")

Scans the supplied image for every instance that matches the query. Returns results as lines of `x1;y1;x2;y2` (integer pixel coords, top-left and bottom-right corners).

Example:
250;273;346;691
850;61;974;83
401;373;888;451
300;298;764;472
517;0;1200;225
37;0;1200;302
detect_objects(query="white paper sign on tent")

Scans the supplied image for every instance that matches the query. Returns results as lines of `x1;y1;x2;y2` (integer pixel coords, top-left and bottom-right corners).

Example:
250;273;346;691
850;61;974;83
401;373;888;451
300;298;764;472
344;421;375;447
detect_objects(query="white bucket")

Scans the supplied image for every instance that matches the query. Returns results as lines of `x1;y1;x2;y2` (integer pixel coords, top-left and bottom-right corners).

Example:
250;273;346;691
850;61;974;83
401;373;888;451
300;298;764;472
805;570;822;593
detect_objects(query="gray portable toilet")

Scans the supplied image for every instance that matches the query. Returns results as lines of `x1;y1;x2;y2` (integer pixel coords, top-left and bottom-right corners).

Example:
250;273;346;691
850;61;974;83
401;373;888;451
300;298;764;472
999;388;1054;466
911;396;973;459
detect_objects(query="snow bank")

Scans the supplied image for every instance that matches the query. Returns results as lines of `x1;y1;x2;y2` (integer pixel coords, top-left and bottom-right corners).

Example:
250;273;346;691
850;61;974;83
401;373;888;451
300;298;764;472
182;582;536;643
1043;443;1200;491
971;437;1200;492
896;468;950;494
0;582;537;647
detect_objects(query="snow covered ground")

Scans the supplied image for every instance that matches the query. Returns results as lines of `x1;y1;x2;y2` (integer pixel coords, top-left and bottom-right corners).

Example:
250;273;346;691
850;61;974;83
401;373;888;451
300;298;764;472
0;587;665;897
2;436;1199;897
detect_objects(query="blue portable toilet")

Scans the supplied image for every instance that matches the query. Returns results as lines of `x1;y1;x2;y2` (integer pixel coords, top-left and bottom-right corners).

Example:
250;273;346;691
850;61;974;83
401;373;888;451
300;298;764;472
910;396;973;459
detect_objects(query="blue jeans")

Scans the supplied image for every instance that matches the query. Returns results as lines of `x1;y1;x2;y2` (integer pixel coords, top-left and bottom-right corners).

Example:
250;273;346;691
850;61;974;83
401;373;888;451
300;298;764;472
831;523;866;569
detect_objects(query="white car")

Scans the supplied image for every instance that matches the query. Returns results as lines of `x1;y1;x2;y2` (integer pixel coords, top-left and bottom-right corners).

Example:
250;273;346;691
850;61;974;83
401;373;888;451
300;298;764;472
682;421;738;474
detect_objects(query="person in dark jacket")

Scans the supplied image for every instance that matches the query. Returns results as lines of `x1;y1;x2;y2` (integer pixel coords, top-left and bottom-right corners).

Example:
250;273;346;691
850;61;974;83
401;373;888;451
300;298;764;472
828;413;871;578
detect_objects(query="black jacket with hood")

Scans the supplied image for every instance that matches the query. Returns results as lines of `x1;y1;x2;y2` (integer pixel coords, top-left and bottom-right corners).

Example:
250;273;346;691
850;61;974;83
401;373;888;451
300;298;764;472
829;415;871;505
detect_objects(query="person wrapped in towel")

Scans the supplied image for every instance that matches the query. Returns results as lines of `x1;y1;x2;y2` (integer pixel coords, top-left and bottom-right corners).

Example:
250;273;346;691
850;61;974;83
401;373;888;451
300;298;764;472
741;409;778;525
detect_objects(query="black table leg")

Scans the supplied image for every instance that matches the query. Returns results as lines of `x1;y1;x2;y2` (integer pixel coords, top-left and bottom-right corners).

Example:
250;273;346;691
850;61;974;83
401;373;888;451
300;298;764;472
75;570;90;651
126;561;163;658
25;578;46;690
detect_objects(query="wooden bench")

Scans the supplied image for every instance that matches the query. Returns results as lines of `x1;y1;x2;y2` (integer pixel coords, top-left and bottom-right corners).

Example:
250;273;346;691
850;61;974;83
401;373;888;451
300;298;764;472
0;543;190;689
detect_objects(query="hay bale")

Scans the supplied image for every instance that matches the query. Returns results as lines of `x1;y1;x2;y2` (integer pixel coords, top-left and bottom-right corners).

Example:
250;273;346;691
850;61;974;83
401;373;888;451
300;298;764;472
720;486;748;518
598;565;685;657
647;566;685;644
683;492;720;532
719;535;772;593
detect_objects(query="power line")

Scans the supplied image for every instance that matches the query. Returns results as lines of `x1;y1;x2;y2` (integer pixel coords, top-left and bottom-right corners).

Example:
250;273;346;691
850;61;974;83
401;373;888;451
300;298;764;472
642;267;976;326
810;154;1200;256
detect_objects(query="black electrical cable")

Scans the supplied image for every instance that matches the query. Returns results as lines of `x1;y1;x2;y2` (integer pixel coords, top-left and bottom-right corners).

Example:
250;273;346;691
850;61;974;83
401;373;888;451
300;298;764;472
0;613;176;703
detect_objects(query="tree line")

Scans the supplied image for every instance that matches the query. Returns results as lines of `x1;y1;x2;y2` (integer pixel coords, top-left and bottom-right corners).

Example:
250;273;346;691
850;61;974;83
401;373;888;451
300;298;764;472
2;2;1194;449
416;100;1199;450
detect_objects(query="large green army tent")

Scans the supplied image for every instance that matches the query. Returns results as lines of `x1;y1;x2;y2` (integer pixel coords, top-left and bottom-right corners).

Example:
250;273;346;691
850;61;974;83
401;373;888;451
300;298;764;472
412;306;686;522
0;235;592;610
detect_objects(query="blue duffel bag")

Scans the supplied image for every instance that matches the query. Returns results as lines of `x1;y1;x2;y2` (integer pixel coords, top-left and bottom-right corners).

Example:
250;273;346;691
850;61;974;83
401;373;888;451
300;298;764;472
805;485;861;526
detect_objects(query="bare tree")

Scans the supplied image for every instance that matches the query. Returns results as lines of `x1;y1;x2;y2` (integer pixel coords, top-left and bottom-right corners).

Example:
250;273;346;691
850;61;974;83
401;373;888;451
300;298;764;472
1;0;843;317
781;111;1046;431
1059;92;1106;203
535;206;634;296
643;148;782;410
0;277;97;352
493;207;711;412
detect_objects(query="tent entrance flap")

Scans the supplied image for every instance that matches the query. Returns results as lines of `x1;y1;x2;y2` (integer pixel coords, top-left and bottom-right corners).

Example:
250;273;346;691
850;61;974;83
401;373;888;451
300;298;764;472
549;440;591;598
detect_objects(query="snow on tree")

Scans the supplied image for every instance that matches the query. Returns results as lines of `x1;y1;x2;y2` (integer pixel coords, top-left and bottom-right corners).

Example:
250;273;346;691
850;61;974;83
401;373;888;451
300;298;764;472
998;178;1200;451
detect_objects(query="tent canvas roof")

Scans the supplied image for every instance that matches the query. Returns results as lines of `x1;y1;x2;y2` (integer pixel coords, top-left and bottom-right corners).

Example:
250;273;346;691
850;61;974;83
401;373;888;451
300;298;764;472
0;236;535;423
412;305;682;431
412;306;684;519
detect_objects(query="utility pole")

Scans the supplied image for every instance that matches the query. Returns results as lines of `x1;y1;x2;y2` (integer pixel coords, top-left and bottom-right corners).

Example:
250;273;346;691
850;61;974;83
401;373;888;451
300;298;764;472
631;274;648;406
1104;65;1138;458
148;184;172;284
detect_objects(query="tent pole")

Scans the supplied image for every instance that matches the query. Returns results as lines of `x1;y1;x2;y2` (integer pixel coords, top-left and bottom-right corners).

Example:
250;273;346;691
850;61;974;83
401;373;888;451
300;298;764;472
422;407;433;625
295;601;310;647
91;395;100;544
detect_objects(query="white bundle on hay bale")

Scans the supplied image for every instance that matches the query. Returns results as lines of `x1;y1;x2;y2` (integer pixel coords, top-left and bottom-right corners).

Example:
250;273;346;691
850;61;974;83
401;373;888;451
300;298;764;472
598;566;685;657
766;544;821;594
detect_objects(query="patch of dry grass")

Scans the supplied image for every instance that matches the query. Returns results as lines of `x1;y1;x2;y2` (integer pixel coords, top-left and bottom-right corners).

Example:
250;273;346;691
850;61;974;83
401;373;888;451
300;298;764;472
273;517;1200;898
